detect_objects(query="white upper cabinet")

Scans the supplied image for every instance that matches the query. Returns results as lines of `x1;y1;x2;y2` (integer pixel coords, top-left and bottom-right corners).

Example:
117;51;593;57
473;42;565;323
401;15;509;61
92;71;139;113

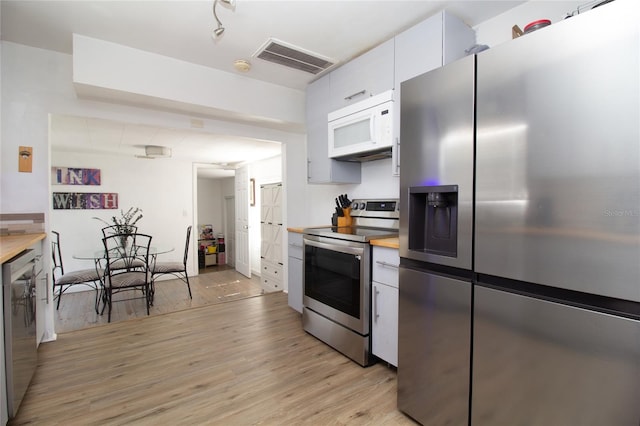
329;39;395;111
395;11;476;85
392;11;476;176
306;73;361;184
304;10;475;181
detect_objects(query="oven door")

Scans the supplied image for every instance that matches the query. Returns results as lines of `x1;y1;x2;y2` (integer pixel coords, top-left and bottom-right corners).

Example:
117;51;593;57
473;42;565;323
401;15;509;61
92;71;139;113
303;235;370;335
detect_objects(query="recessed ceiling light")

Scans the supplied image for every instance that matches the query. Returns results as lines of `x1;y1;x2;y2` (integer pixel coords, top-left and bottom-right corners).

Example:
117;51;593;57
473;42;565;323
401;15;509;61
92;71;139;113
233;59;251;72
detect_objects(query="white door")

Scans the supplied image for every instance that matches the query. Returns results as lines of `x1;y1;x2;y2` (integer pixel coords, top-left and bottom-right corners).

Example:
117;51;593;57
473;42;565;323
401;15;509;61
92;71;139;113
235;166;251;277
261;183;283;265
224;195;235;267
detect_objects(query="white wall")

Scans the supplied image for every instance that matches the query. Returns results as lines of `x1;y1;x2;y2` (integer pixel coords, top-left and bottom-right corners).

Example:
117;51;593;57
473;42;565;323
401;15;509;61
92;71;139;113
51;151;194;276
220;177;235;265
73;34;305;131
286;156;400;228
474;1;583;47
1;41;304;216
221;177;234;197
1;41;304;340
197;178;223;235
283;137;309;228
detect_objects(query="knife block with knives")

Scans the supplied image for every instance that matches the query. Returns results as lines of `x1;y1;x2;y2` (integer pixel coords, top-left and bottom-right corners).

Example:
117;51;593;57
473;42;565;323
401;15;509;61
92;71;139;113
337;207;352;228
335;193;353;227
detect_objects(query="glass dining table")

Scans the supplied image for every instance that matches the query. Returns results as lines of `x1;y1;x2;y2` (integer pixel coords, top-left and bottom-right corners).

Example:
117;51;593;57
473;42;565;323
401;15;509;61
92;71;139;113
73;245;175;261
73;245;174;312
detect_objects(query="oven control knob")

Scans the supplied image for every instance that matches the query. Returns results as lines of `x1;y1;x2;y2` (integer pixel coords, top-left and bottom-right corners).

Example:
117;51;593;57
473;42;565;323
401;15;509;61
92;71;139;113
359;202;366;210
351;203;359;211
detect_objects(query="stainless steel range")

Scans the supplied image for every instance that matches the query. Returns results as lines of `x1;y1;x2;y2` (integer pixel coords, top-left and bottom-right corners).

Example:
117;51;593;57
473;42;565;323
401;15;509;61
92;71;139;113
302;199;399;366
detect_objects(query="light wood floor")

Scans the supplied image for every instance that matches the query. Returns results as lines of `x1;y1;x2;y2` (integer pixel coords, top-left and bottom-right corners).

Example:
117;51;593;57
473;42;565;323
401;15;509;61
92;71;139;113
54;265;265;334
13;292;415;425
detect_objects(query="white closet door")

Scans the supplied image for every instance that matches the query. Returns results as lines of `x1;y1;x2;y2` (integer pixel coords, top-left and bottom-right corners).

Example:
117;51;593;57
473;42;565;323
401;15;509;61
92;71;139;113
261;185;273;223
272;184;283;225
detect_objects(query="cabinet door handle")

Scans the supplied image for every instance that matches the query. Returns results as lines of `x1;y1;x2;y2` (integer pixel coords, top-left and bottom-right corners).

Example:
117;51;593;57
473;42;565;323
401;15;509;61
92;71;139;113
376;260;399;269
344;90;366;101
374;286;380;321
395;137;400;173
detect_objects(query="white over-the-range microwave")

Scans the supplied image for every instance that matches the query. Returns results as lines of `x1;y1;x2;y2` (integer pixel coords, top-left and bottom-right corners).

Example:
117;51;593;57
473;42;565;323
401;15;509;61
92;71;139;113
328;90;394;162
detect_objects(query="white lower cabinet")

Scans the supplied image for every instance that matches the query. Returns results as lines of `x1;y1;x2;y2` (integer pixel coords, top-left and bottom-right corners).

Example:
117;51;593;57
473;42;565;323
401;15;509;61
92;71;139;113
372;281;398;366
287;232;303;313
371;246;399;366
261;259;282;292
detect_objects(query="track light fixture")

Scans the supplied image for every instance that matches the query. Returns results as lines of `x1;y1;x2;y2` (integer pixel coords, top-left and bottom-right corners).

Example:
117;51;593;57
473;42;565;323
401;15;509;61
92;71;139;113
212;0;236;40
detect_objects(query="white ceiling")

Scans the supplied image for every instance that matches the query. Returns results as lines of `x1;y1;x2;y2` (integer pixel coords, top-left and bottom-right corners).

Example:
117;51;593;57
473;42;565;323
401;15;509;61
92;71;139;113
1;0;525;178
49;114;282;178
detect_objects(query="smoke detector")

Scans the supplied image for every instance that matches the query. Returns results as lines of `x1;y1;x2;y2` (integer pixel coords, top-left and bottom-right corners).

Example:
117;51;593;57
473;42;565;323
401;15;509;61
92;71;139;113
136;145;172;159
233;59;251;72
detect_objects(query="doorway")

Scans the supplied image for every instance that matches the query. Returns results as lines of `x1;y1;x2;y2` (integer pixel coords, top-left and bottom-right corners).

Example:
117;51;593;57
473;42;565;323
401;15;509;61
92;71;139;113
224;195;235;267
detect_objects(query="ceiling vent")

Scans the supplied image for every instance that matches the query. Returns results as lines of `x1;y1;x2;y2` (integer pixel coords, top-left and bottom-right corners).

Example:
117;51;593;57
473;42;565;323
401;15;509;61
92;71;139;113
253;38;335;75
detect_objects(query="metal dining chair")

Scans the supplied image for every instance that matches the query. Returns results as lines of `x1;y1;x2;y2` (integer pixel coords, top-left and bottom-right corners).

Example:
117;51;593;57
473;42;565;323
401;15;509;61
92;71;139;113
101;225;144;271
101;232;153;322
51;231;103;312
150;226;193;303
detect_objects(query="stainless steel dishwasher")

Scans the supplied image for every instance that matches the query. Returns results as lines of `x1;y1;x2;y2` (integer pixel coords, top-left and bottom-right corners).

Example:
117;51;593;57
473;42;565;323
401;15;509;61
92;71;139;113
3;248;40;419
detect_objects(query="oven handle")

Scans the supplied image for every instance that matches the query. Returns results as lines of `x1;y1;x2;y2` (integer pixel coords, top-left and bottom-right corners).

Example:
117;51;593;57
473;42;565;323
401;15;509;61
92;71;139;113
303;237;365;257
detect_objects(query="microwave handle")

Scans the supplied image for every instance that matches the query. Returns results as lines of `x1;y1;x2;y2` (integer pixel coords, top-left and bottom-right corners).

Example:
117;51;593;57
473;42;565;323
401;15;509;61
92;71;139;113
370;113;377;144
344;89;366;101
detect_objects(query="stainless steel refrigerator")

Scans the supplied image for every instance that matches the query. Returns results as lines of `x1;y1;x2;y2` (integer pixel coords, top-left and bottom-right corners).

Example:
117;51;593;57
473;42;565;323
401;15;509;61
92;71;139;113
398;1;640;425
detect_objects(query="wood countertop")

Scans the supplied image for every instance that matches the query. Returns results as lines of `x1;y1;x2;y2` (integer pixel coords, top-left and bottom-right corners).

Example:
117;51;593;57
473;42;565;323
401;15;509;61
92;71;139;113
370;237;399;249
287;226;331;234
287;227;306;234
0;233;47;263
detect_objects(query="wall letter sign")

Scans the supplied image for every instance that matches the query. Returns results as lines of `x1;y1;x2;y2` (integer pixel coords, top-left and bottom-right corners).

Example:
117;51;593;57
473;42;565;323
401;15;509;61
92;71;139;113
51;167;101;185
52;192;118;210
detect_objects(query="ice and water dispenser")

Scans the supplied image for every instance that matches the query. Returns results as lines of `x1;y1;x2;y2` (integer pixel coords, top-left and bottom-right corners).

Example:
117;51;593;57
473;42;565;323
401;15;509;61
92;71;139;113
408;185;458;257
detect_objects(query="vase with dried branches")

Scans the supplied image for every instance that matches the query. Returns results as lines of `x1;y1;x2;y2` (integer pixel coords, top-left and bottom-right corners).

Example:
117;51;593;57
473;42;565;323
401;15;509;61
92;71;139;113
94;207;143;245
